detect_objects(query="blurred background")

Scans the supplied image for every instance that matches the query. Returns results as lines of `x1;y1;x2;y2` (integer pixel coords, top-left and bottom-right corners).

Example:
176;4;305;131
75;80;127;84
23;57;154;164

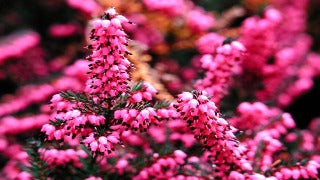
1;0;320;128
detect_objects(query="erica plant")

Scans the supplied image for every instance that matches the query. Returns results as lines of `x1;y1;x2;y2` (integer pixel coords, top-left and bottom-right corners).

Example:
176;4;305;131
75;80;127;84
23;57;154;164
1;0;320;180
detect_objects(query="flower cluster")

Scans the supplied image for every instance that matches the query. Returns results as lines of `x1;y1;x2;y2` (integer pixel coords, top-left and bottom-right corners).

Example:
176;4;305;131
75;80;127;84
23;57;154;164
39;148;87;167
67;0;101;15
239;8;281;74
195;38;246;103
142;0;185;17
85;9;133;98
238;2;320;107
0;31;40;65
174;91;252;177
40;9;174;160
133;150;215;180
228;102;281;132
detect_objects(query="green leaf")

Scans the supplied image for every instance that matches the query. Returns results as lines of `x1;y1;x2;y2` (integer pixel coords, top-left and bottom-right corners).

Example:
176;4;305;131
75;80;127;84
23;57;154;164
24;139;51;180
153;100;171;109
131;81;143;92
49;118;66;127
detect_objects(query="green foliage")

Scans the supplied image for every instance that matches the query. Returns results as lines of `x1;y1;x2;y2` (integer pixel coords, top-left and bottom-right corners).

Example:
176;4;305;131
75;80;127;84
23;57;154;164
253;140;265;172
78;146;100;177
222;37;234;45
197;0;242;13
23;139;51;180
131;81;144;92
153;100;171;109
49;118;66;127
112;93;129;109
60;90;107;114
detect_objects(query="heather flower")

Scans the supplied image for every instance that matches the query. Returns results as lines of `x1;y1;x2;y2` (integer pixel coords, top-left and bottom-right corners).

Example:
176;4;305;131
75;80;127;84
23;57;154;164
0;114;49;135
196;33;225;55
16;172;33;180
2;1;320;179
174;91;252;176
142;0;186;17
239;8;281;74
67;0;101;15
0;31;40;65
5;47;48;82
39;8;175;158
185;8;215;33
39;148;87;167
271;161;320;179
82;132;120;156
85;176;103;180
132;150;211;180
113;106;173;132
115;159;129;174
0;84;55;117
49;23;81;38
128;82;158;103
228;102;281;132
85;9;133;99
39;8;134;157
195;40;246;103
276;52;320;107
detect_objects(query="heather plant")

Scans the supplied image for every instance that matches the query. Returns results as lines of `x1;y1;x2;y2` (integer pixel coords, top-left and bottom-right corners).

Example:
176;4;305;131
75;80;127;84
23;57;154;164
0;0;320;179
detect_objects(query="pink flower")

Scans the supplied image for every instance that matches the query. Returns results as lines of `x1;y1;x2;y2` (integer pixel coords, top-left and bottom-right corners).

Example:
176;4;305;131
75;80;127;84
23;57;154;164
175;91;251;176
195;40;245;103
90;141;98;151
132;93;143;102
85;176;103;180
229;171;245;180
142;0;185;17
196;33;224;54
116;159;129;174
281;113;296;129
98;136;108;145
185;8;215;33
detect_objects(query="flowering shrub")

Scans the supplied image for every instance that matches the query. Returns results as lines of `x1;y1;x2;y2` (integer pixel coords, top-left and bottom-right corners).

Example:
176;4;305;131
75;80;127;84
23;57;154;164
1;0;320;179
